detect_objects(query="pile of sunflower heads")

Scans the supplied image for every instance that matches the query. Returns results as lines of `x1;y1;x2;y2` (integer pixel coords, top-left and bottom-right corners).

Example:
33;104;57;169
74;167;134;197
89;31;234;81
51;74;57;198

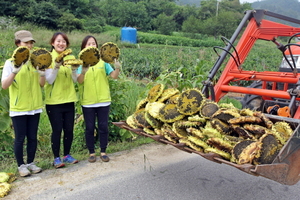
0;172;16;198
126;84;294;165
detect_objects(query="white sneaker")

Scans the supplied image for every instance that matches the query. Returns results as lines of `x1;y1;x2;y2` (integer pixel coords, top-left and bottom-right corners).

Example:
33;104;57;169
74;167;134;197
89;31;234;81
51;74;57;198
27;163;42;174
18;164;31;177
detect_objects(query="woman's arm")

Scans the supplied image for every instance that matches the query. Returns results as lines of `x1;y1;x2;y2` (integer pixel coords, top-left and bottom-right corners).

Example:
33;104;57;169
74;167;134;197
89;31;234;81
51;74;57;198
1;60;20;89
109;59;121;79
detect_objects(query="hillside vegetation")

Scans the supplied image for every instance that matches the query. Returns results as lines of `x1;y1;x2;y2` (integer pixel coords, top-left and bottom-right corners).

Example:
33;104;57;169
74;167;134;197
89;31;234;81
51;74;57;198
252;0;300;25
0;0;251;37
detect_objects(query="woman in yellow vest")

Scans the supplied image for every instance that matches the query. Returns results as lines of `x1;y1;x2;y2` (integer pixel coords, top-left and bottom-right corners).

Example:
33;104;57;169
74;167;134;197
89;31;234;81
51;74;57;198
1;30;44;177
44;32;78;168
77;35;121;163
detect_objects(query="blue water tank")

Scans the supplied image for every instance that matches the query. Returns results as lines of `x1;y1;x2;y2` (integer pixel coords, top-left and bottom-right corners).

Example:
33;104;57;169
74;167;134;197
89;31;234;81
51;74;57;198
121;27;137;44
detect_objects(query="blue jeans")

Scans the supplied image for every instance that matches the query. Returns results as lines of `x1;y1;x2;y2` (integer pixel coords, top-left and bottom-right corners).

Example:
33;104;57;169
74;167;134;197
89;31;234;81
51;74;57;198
82;105;110;154
11;114;40;166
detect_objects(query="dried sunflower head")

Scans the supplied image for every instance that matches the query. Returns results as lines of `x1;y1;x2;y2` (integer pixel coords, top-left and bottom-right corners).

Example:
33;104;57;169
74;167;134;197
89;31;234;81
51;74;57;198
253;133;280;165
202;127;222;138
157;88;180;103
199;100;219;119
0;172;9;183
161;123;178;143
55;49;72;63
183;139;204;152
143;127;156;135
147;84;165;103
206;137;234;152
212;108;240;122
126;114;139;129
30;48;52;70
166;94;180;104
172;121;189;139
188;135;209;149
135;98;148;111
232;140;256;164
158;103;185;123
0;182;11;198
231;125;255;139
133;109;152;129
188;114;207;123
210;118;232;134
63;59;83;67
205;147;231;160
6;173;16;184
240;108;255;116
12;46;30;67
145;102;165;119
144;111;163;129
100;42;120;63
272;121;293;145
238;141;261;164
79;46;100;67
176;88;204;115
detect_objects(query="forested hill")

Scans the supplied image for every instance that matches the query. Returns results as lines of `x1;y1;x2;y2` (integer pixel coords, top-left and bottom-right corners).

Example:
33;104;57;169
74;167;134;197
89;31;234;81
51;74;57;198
176;0;202;6
176;0;300;20
252;0;300;20
2;0;299;38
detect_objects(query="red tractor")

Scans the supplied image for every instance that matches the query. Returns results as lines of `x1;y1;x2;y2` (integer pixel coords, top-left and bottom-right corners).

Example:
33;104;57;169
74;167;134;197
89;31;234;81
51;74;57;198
115;10;300;185
203;10;300;119
200;9;300;185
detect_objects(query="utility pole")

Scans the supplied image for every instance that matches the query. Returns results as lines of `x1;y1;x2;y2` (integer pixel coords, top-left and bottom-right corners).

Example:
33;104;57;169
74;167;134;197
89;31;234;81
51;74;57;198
216;0;220;17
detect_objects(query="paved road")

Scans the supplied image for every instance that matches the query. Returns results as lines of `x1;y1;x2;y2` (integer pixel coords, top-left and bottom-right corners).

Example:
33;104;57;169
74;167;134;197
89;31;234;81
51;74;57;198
5;143;300;200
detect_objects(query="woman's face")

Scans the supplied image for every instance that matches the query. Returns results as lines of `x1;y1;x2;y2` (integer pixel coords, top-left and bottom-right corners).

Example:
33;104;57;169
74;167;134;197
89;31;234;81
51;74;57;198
19;41;34;50
85;37;97;48
52;34;67;53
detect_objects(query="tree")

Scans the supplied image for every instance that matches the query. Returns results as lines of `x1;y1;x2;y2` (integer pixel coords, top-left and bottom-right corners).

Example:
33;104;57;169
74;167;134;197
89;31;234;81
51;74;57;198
31;1;60;29
57;13;83;32
152;13;176;35
82;15;106;33
182;15;202;34
100;0;151;30
200;11;242;38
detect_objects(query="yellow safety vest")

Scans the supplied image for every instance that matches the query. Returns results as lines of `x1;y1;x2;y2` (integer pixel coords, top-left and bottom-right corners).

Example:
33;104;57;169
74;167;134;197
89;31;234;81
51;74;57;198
79;60;111;105
44;50;78;105
8;59;43;111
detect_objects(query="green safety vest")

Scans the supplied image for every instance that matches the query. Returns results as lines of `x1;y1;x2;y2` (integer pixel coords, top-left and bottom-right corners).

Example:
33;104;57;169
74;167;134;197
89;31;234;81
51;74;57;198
44;50;78;105
8;59;43;111
79;60;111;105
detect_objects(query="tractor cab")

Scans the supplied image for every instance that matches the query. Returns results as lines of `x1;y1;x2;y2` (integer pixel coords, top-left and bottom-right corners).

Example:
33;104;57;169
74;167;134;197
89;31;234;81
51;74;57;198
280;42;300;72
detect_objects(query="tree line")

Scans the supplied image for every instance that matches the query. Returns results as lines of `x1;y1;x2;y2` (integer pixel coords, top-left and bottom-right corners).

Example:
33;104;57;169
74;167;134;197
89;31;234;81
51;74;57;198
0;0;251;38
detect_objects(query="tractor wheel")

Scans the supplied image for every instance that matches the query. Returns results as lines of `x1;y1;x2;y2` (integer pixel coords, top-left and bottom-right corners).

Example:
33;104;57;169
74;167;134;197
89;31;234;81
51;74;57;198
241;81;268;111
241;95;263;111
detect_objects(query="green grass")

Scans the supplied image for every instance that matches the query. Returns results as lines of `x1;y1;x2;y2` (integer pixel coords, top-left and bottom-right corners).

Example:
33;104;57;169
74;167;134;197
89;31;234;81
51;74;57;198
218;96;242;109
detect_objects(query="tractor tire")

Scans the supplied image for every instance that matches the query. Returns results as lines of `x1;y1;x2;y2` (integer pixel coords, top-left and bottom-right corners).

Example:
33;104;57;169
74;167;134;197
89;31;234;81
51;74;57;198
241;81;267;111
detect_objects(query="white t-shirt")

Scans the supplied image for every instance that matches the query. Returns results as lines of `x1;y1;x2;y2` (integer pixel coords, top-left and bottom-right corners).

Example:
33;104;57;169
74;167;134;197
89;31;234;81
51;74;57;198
1;60;43;117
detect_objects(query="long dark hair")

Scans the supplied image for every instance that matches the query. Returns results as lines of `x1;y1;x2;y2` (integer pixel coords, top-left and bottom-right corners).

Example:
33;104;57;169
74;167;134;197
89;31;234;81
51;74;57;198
81;35;98;50
49;32;70;51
